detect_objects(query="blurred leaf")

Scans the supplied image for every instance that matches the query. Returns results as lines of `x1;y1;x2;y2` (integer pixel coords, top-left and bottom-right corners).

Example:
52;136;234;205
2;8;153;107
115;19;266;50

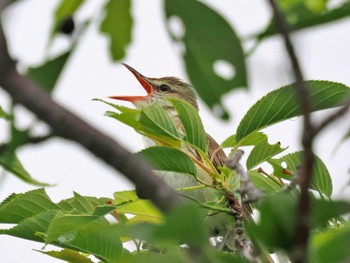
139;146;197;176
51;0;84;37
112;190;162;222
0;151;50;186
256;1;350;41
38;249;94;263
100;0;132;61
47;214;122;262
0;105;9;120
153;203;209;247
27;51;71;92
279;0;328;13
121;203;209;248
269;151;332;197
0;189;58;224
247;191;298;252
0;210;57;242
118;250;187;263
0;189;116;253
311;221;350;263
8;125;30;151
170;98;207;152
312;199;350;228
236;81;350;142
46;212;107;243
113;190;138;205
165;0;247;119
246;139;287;170
251;193;350;254
249;170;282;194
57;195;110;213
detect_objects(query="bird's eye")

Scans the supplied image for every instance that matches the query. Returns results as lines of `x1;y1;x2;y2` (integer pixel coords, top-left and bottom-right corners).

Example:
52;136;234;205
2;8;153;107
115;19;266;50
159;84;171;92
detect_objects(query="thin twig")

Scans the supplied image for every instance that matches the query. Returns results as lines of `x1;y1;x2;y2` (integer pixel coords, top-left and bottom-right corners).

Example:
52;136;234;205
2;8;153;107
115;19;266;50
226;150;263;203
314;95;350;133
225;191;255;261
266;1;314;262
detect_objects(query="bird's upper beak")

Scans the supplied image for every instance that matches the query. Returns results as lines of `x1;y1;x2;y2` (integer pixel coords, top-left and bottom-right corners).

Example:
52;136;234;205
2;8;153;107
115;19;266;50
108;63;153;103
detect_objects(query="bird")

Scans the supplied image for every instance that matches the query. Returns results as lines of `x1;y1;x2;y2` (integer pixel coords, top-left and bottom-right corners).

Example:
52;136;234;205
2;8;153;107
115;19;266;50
109;64;228;189
108;63;253;253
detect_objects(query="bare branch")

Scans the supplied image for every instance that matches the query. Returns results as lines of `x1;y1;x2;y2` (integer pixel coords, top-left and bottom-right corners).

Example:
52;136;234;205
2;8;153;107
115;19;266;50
226;150;263;203
0;4;180;213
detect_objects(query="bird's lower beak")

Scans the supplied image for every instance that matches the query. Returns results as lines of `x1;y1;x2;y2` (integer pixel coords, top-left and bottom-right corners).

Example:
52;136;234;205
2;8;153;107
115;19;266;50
108;63;153;103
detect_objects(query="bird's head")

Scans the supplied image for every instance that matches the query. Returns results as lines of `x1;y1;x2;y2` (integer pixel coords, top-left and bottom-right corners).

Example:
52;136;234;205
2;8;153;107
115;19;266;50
109;64;198;111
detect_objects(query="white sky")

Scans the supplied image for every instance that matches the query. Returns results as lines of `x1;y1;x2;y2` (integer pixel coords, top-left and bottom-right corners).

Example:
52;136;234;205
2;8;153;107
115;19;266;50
0;0;350;262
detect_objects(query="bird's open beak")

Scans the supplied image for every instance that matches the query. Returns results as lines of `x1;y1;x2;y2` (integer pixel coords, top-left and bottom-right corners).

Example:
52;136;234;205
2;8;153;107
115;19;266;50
108;63;153;103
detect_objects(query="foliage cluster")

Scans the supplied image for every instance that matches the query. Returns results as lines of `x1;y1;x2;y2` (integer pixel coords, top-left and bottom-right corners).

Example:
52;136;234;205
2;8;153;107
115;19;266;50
1;0;350;262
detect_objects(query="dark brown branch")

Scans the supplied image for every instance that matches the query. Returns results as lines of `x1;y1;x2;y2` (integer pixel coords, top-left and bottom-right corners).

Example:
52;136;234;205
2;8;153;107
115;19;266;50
0;3;180;213
266;1;314;262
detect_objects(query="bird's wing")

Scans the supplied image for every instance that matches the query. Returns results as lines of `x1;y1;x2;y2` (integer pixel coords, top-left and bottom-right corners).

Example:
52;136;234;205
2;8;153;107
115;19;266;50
206;133;226;169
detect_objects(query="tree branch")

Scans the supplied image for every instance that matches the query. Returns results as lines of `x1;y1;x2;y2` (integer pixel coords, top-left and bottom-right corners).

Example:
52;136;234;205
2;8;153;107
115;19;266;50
0;3;180;213
266;1;314;262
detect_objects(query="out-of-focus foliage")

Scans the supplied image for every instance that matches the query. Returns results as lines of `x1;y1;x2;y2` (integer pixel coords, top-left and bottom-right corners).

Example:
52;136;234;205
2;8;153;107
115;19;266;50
165;0;247;119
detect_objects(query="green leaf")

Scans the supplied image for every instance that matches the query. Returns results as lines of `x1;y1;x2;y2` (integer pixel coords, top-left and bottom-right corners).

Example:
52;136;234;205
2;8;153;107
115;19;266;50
118;250;187;263
120;203;208;248
139;146;197;176
165;0;247;118
100;0;132;61
51;0;84;36
269;151;332;197
0;105;9;120
38;249;94;263
46;212;106;244
221;131;267;148
247;191;298;252
27;51;71;92
249;170;282;194
246;139;287;170
154;203;209;246
250;193;350;253
94;98;144;132
236;80;350;142
47;214;122;262
0;150;50;186
112;190;163;222
0;189;58;224
312;199;350;229
311;221;350;263
57;195;110;213
170;98;207;152
256;1;350;41
140;103;180;140
0;210;57;242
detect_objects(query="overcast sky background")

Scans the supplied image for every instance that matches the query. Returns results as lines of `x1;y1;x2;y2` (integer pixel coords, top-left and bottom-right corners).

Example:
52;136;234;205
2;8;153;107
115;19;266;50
1;0;350;262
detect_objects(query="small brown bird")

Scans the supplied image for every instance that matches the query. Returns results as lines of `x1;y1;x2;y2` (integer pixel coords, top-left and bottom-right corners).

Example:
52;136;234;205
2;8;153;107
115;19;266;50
109;64;227;183
109;64;271;261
